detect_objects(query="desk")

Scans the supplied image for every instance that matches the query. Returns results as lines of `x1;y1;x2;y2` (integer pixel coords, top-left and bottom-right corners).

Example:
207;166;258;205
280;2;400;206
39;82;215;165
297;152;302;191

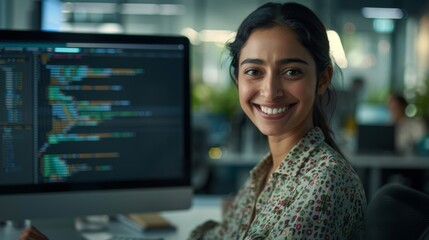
348;154;429;200
0;196;222;240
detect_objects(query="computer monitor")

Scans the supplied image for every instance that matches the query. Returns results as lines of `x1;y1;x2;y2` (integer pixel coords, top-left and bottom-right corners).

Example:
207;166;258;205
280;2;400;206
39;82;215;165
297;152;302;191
0;30;192;221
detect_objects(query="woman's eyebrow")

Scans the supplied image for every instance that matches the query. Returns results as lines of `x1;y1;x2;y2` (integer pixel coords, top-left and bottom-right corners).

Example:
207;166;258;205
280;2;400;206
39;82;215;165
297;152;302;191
277;58;308;65
240;58;264;66
240;57;309;66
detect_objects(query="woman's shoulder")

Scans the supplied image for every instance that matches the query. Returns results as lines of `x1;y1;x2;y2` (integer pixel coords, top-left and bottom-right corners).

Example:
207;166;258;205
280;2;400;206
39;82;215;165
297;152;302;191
297;143;367;205
283;128;360;185
306;142;363;186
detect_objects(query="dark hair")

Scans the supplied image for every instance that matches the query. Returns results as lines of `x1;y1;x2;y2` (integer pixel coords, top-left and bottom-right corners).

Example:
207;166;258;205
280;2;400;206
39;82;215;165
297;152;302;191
390;93;408;111
226;2;343;157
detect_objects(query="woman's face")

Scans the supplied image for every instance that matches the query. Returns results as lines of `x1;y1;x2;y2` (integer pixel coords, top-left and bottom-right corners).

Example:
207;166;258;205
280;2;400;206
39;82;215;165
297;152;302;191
237;25;330;138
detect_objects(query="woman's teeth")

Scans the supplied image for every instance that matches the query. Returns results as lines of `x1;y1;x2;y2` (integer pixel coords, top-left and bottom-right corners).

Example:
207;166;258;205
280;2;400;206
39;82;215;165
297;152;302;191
260;106;288;115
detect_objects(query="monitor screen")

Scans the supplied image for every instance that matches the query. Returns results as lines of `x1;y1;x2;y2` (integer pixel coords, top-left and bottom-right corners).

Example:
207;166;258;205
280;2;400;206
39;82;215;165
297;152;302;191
0;30;192;221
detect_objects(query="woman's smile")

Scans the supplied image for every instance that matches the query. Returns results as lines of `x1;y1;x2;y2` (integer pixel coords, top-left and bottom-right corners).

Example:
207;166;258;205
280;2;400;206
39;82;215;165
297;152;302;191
254;103;297;119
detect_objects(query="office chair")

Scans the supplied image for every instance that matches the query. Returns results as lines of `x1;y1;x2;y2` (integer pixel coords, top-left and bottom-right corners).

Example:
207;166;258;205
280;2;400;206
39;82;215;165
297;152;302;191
365;183;429;240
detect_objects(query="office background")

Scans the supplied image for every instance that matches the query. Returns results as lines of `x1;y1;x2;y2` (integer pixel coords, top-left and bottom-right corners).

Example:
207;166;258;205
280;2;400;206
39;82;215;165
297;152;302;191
1;0;429;196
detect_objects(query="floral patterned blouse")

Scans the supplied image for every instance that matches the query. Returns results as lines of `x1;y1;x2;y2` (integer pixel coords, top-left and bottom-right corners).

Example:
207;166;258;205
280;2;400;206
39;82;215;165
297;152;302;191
189;127;367;240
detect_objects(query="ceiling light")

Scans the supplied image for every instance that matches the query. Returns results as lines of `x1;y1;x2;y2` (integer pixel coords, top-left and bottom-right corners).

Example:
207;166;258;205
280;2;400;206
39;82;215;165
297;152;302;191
362;7;404;19
121;3;185;15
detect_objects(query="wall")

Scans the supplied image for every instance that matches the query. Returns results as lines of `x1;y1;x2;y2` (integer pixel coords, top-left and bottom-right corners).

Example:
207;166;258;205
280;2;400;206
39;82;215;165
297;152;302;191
0;0;36;30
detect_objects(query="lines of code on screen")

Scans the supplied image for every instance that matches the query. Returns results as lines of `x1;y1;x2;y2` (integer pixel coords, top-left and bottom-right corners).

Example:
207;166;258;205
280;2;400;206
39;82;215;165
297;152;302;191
0;45;185;185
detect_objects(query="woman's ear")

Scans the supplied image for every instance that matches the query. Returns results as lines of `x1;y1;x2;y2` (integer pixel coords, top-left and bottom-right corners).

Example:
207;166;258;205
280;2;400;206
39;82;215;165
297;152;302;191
318;65;333;95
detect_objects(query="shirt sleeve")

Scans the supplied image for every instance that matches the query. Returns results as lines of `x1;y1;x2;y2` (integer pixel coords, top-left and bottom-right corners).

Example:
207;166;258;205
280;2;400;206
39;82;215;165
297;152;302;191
268;166;366;239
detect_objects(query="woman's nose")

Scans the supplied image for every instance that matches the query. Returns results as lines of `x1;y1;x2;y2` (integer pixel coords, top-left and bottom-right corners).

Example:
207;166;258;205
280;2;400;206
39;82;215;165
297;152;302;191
260;74;283;99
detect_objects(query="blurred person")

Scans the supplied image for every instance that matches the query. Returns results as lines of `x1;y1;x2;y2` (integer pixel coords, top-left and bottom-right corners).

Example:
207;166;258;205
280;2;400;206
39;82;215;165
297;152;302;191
383;93;428;192
329;76;366;151
387;93;427;154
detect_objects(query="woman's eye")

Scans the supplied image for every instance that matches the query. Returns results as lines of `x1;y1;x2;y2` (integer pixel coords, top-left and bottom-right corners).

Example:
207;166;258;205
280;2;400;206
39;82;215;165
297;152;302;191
283;69;302;77
244;69;260;76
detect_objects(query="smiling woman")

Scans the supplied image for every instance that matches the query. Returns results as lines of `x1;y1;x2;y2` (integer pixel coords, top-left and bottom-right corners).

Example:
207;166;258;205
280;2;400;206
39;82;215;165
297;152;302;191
189;2;367;240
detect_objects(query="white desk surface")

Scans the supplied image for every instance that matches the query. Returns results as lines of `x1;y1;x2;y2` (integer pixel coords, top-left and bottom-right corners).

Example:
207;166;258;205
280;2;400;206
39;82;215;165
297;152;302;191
0;196;223;240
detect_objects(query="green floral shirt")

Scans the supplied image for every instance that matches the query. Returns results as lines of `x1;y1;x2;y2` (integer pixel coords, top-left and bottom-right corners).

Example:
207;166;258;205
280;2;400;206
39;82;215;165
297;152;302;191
189;127;367;240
